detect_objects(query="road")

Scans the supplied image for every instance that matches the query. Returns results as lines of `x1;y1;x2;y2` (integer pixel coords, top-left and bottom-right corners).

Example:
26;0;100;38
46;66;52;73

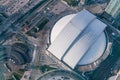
31;44;38;63
0;0;52;42
99;19;120;36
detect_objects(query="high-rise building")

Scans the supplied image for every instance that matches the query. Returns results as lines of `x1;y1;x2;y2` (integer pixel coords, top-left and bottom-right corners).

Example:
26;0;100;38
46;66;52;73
105;0;120;28
105;0;120;18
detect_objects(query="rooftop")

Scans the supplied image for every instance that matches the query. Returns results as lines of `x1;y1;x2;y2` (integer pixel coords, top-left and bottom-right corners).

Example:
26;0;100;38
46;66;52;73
48;10;108;69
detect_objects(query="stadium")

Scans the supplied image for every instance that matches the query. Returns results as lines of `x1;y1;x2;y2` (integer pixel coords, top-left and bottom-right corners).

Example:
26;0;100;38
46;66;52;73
47;10;112;71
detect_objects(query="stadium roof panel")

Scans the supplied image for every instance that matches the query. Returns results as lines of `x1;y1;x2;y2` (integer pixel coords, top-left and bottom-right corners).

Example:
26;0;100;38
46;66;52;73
63;19;106;68
48;10;107;69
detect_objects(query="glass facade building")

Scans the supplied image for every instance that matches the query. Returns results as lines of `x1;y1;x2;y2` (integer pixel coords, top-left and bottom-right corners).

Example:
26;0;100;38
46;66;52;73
105;0;120;18
105;0;120;28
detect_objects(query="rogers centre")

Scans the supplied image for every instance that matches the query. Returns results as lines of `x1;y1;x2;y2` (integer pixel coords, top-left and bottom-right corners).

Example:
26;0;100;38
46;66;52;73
47;10;112;71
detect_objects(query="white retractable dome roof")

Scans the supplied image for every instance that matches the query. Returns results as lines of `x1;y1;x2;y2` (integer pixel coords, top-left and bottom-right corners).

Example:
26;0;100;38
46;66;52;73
48;10;107;69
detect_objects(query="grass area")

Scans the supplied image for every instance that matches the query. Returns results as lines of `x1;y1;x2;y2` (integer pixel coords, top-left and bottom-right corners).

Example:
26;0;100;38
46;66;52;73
7;69;25;80
13;72;22;80
33;18;49;32
40;65;57;73
63;0;80;6
17;69;26;75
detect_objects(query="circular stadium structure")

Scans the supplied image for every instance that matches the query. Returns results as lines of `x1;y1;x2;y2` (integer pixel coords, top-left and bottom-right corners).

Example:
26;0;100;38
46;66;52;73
47;10;112;71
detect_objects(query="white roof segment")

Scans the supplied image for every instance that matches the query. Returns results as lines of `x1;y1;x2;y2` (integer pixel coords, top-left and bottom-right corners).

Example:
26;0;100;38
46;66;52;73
48;10;107;69
63;19;106;68
78;33;106;65
51;10;96;43
71;10;96;30
48;10;96;60
48;24;80;59
51;14;76;43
